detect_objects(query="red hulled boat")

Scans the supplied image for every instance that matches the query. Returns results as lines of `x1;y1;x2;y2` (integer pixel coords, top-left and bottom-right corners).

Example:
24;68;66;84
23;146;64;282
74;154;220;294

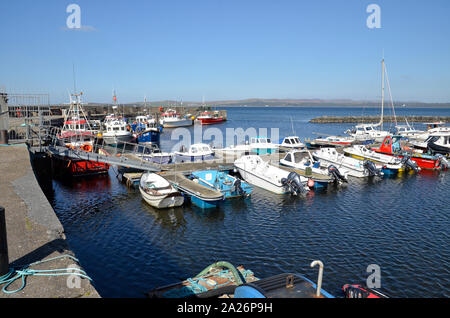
195;111;225;125
52;92;109;178
372;135;447;170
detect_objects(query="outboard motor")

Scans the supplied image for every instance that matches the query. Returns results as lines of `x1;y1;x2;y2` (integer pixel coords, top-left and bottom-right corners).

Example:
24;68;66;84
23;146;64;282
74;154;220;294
233;179;246;197
435;154;449;170
363;160;382;177
327;165;348;183
281;172;308;195
400;155;420;172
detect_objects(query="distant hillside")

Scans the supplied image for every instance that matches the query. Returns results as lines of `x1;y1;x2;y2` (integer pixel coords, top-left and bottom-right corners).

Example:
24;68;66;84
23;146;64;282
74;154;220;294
124;98;450;108
50;98;450;108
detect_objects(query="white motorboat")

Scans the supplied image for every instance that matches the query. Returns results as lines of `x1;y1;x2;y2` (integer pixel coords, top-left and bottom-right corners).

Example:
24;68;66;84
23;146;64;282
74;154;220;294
214;143;252;157
310;135;355;147
346;123;389;143
234;155;309;195
312;148;383;178
344;145;402;166
413;122;450;141
159;109;193;128
102;117;134;145
343;144;417;172
279;136;305;150
250;137;278;155
411;133;450;155
280;150;348;182
139;173;184;209
395;124;424;139
174;143;215;162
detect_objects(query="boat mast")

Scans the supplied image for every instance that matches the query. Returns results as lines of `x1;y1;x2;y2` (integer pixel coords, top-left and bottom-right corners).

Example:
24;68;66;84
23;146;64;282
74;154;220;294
379;58;385;130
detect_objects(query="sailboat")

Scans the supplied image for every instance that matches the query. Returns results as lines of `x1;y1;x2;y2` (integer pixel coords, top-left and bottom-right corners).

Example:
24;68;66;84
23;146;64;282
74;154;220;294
346;59;391;143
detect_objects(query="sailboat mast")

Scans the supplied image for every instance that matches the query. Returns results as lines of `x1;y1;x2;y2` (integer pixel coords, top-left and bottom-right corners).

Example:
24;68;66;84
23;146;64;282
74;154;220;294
380;58;385;130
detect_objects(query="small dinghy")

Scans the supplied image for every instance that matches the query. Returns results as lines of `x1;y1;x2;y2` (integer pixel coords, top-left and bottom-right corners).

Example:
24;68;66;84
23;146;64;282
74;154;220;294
174;143;215;162
313;148;384;178
280;150;348;184
234;155;310;195
139;173;184;209
190;170;253;199
147;260;334;298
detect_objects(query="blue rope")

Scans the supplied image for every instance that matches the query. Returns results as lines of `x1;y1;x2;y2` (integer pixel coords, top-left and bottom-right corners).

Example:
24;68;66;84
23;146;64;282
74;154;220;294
0;254;92;294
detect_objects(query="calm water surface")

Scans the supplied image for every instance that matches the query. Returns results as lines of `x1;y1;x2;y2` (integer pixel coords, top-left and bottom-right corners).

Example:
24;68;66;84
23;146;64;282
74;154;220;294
45;107;450;297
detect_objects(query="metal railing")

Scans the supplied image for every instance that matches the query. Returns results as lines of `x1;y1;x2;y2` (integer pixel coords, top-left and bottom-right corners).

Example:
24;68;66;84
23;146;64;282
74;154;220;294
43;127;163;172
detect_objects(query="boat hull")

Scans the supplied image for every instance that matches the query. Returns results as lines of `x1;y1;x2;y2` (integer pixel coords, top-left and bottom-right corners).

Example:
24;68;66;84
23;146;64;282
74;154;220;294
196;118;225;125
174;153;215;162
102;133;134;145
235;166;288;194
161;119;193;128
139;186;184;209
373;150;440;170
51;155;109;178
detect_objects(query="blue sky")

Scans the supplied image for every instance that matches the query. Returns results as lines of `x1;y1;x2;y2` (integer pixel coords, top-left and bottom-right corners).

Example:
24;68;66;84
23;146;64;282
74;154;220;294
0;0;449;103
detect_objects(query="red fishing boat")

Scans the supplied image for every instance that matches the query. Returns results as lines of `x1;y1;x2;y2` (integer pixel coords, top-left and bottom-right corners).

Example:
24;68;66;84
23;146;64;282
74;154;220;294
52;92;109;178
372;135;448;170
195;111;225;125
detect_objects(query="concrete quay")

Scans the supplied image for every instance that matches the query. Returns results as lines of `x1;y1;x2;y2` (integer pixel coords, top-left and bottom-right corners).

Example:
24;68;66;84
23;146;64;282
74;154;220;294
0;144;99;298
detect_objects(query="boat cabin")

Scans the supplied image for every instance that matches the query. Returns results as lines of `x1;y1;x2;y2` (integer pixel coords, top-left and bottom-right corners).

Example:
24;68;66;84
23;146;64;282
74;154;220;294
188;143;212;154
281;136;304;148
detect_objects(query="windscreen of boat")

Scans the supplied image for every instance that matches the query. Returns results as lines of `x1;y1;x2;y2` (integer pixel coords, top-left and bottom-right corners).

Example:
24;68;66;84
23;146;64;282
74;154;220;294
293;151;303;163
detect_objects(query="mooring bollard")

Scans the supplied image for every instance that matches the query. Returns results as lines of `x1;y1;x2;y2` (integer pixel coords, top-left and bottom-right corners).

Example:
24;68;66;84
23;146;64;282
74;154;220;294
0;206;9;276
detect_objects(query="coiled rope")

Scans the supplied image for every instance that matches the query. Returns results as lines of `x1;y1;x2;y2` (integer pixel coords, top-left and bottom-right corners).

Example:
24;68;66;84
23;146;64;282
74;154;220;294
0;254;92;294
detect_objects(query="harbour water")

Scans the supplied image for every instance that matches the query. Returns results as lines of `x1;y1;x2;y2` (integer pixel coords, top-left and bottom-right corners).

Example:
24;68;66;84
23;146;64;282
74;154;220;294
42;107;450;298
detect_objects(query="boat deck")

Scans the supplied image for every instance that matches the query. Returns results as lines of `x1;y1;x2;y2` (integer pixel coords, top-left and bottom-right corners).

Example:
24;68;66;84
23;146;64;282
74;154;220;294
161;173;223;199
278;165;334;182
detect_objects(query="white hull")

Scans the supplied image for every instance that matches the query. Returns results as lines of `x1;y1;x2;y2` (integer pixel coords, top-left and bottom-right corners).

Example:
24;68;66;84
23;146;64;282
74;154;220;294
160;119;193;128
235;166;289;194
234;155;308;194
313;148;371;178
139;186;184;209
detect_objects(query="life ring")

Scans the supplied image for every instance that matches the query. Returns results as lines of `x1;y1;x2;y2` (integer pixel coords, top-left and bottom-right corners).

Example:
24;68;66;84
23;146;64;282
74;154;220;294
81;144;92;152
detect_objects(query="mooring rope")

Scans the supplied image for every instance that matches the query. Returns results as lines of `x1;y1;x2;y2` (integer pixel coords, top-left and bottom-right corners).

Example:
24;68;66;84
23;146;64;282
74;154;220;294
0;254;92;294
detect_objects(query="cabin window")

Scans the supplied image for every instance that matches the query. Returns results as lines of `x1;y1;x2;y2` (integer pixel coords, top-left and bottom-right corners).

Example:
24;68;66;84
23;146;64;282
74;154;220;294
285;139;291;144
284;154;292;162
267;138;271;143
295;138;300;143
294;152;303;163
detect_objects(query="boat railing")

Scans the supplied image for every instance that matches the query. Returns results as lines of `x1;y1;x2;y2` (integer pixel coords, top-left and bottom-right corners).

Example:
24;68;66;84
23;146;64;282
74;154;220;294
41;125;165;170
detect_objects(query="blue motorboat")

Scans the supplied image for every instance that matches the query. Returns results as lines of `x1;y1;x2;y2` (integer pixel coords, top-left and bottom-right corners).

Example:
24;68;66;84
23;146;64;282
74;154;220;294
190;170;253;199
137;128;161;146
